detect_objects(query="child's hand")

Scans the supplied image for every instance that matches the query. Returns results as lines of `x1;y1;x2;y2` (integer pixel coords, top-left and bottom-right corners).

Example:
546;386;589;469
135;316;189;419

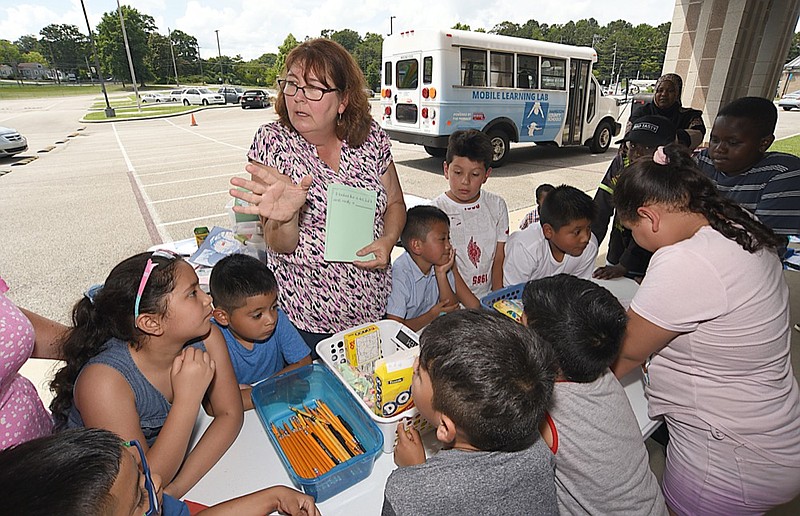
432;299;459;316
592;264;627;280
394;422;426;467
434;247;456;275
268;485;321;515
171;347;216;405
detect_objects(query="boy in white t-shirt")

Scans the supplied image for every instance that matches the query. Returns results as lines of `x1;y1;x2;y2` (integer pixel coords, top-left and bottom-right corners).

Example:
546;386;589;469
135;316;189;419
503;184;598;285
432;130;509;299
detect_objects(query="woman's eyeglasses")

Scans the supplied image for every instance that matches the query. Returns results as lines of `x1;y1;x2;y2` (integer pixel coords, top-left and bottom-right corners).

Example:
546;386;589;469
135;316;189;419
123;440;160;516
278;79;338;101
134;249;179;319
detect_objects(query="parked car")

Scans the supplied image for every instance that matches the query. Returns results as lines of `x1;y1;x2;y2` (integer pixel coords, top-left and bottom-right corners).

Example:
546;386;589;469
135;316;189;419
363;87;375;98
241;89;271;109
140;92;168;103
778;90;800;111
218;86;244;104
181;87;225;106
168;89;184;102
0;126;28;158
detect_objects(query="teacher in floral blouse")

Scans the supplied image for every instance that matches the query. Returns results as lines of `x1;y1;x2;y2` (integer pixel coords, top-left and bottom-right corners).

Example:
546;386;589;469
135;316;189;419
230;38;406;350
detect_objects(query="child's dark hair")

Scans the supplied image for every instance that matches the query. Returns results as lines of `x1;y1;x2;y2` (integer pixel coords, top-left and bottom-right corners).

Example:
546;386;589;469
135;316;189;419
419;309;555;452
538;184;596;230
209;254;278;311
717;96;777;138
523;274;627;382
445;129;493;169
535;183;555;204
50;252;181;430
614;143;785;253
0;428;124;515
400;205;450;251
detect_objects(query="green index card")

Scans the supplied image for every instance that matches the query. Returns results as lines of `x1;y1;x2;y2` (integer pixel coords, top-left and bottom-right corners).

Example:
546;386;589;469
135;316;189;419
324;183;377;262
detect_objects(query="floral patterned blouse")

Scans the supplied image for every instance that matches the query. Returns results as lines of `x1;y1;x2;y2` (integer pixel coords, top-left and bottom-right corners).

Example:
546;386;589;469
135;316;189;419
0;276;53;450
247;120;393;333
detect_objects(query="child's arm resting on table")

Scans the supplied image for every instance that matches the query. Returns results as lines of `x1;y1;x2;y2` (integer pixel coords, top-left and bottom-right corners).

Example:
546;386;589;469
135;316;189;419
167;326;244;498
197;485;320;515
612;308;680;379
386;298;458;332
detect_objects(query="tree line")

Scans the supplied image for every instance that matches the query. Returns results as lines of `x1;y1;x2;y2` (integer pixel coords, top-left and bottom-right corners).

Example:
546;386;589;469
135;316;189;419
1;6;798;90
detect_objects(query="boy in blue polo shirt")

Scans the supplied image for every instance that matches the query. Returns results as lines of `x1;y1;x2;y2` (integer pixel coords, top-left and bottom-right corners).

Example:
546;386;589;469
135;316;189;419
386;206;479;331
209;254;311;410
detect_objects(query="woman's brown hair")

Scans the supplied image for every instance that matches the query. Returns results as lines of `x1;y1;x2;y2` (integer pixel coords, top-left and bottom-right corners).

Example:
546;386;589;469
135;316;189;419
275;38;372;147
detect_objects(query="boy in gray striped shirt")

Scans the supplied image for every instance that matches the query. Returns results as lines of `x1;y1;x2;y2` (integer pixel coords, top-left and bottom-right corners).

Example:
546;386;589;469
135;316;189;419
696;96;799;254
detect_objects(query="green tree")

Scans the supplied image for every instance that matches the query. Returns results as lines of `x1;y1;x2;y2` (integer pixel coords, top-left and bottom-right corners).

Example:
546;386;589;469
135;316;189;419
0;39;22;66
269;33;299;86
96;5;155;86
452;23;471;31
39;24;88;74
146;32;174;83
14;35;42;54
787;31;800;62
330;29;361;54
354;32;383;89
21;51;48;66
169;29;199;76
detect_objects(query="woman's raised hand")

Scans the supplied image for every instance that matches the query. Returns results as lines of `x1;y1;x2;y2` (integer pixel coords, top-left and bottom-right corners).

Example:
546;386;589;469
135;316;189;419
230;162;312;223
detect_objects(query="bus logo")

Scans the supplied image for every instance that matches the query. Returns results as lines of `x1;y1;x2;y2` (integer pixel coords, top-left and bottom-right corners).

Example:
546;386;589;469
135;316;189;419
522;101;549;136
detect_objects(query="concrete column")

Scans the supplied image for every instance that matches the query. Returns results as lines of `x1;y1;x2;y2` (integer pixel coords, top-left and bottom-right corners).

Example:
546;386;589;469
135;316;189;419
663;0;800;134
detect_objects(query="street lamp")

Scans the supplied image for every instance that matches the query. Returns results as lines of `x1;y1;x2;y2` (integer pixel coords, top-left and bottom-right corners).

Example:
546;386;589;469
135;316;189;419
79;0;114;117
389;16;396;36
215;29;223;83
117;0;141;112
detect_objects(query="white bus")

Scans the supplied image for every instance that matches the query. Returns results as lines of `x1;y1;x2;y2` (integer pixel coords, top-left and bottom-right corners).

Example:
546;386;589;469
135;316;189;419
379;29;622;166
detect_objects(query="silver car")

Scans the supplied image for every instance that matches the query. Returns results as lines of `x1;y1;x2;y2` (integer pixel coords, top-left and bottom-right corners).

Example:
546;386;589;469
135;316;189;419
778;90;800;111
0;126;28;157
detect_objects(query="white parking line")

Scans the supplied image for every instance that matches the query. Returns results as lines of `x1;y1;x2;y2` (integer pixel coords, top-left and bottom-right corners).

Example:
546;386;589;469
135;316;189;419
112;123;171;243
0;100;65;123
164;118;250;151
159;213;229;227
142;172;242;187
150;190;230;204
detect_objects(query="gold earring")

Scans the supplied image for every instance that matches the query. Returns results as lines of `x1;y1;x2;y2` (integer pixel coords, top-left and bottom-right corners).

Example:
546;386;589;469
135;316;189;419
337;112;343;126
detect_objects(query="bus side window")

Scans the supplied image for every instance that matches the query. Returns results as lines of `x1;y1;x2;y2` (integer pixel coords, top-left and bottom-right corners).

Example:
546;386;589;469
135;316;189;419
517;54;539;89
490;51;513;88
541;58;566;90
461;48;486;87
384;61;392;86
423;57;433;84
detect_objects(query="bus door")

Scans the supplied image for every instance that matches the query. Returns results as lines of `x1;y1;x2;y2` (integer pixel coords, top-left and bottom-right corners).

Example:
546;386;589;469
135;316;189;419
393;54;422;130
563;59;591;146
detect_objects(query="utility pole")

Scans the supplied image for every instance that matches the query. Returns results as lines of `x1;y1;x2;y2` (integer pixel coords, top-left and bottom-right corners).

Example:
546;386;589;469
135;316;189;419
196;43;203;82
610;42;617;92
389;16;396;36
168;27;179;86
117;0;141;112
215;29;223;83
80;0;113;117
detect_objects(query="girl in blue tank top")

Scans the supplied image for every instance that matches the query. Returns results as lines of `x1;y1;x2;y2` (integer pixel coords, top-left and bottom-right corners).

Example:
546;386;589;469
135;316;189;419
50;251;244;499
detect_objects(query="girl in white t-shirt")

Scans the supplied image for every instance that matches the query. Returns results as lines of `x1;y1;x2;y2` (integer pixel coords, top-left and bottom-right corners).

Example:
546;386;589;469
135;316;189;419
611;144;800;515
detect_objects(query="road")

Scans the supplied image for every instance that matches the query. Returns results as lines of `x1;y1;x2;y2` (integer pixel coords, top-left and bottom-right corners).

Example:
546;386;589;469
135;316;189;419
1;94;797;320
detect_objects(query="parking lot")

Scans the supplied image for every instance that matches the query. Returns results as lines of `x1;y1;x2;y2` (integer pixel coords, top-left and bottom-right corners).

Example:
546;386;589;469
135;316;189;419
1;93;797;319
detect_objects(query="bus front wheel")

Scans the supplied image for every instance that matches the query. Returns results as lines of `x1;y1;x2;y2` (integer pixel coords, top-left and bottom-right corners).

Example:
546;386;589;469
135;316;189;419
589;121;613;154
424;145;446;158
487;130;510;167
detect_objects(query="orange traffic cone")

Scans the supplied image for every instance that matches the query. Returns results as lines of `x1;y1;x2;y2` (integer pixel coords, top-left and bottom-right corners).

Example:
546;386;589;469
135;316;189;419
190;114;198;126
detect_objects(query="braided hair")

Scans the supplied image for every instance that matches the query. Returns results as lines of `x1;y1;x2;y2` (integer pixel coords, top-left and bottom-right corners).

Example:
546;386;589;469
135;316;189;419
613;143;785;253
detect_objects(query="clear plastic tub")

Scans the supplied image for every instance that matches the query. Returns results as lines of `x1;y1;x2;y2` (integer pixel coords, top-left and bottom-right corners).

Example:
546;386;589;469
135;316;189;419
251;364;383;502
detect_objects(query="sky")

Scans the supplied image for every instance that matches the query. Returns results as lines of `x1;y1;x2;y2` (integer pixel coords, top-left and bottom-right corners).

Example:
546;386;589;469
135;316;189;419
0;0;680;60
1;1;797;61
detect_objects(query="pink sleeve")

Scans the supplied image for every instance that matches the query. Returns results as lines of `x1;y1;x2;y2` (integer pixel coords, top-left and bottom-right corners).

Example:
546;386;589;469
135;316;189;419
630;246;727;332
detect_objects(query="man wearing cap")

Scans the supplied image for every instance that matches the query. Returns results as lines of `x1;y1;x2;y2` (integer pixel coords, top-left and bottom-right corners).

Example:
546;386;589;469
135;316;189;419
592;115;677;280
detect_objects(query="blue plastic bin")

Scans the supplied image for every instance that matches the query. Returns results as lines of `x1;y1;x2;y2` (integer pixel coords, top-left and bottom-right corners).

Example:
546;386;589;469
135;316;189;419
479;282;526;311
251;364;384;502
